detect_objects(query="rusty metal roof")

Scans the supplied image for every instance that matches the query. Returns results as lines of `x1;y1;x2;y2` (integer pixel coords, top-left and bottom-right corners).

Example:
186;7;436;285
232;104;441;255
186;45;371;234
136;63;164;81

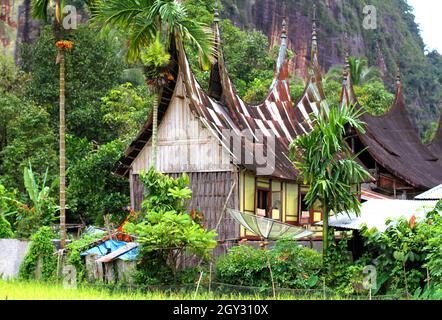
113;15;328;181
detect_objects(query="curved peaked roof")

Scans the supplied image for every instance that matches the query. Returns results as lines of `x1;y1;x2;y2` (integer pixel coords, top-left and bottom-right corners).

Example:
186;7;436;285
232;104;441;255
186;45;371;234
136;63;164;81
428;111;442;155
178;17;300;180
341;61;442;189
114;11;328;181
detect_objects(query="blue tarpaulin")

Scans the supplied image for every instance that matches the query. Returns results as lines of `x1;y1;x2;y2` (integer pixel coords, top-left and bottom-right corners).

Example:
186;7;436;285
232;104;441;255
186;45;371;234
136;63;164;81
80;240;139;261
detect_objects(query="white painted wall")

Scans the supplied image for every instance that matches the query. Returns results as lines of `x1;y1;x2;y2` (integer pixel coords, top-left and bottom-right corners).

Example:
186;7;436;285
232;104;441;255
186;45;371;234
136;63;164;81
0;239;31;279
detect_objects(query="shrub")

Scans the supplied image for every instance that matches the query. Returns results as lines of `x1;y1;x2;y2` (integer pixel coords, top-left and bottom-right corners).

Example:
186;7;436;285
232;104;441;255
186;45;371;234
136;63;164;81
0;183;16;238
0;216;14;238
361;200;442;297
216;239;322;290
124;168;217;285
19;227;58;281
14;164;58;239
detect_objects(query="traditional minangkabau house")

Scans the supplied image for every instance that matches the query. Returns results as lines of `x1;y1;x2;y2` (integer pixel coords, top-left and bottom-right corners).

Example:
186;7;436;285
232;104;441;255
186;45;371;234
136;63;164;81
341;57;442;199
113;9;331;249
113;7;442;250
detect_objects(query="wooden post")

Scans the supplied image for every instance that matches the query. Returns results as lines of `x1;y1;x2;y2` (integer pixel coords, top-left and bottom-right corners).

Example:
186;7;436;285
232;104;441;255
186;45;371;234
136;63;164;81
193;271;204;300
322;202;329;259
35;256;42;280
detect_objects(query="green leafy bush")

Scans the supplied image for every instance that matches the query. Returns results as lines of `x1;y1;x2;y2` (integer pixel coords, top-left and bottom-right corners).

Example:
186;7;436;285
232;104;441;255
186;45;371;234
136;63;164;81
65;232;105;282
67;139;129;225
0;183;18;238
19;227;58;281
14;164;58;239
216;240;322;290
0;215;14;238
124;168;217;284
324;235;371;295
362;200;442;297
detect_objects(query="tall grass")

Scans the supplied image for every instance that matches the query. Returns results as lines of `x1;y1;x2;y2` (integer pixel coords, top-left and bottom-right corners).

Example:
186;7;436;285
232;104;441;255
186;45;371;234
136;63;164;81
1;280;330;300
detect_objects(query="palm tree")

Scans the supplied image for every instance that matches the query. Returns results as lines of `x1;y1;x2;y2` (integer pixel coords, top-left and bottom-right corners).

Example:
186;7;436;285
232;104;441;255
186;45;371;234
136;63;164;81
348;56;381;86
92;0;213;169
30;0;98;249
289;105;371;258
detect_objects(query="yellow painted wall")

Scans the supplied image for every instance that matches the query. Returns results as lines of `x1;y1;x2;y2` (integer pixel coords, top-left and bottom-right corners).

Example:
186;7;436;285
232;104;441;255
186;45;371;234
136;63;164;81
284;183;299;223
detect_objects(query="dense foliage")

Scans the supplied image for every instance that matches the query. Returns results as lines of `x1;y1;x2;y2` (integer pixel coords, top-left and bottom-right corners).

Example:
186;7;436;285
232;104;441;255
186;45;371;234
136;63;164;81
19;226;58;281
67;139;129;225
290;104;371;254
124;169;217;284
21;25;126;142
361;200;442;298
216;240;322;290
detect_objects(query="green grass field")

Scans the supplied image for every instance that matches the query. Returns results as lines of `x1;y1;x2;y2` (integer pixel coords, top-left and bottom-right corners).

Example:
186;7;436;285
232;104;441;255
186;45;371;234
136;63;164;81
0;280;352;300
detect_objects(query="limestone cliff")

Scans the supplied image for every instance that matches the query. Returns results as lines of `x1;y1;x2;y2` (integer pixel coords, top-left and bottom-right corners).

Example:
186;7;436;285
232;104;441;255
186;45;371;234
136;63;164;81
221;0;442;133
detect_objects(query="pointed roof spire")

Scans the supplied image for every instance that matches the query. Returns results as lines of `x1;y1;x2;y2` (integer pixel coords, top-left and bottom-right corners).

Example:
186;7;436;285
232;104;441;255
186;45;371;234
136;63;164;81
214;0;220;24
311;4;319;64
396;62;403;97
281;17;287;40
343;50;350;83
396;64;402;87
275;17;288;76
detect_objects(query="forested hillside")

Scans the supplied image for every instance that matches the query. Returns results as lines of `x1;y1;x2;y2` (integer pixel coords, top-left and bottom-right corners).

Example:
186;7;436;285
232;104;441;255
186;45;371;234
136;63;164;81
221;0;442;135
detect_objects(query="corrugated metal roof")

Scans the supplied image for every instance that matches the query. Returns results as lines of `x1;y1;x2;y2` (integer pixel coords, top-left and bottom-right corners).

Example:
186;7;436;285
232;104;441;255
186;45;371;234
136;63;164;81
361;188;392;200
80;240;139;261
316;199;438;232
415;184;442;200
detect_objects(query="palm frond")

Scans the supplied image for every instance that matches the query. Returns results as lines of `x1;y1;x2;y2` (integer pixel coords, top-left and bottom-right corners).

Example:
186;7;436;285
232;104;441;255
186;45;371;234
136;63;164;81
31;0;51;21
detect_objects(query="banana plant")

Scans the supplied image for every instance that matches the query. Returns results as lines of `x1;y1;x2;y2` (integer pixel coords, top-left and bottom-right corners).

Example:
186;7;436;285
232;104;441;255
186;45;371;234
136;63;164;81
23;162;59;217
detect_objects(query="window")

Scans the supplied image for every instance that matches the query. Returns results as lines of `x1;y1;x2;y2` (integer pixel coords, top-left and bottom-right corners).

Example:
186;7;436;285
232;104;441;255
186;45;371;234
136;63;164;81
299;193;310;225
272;192;281;210
256;189;270;217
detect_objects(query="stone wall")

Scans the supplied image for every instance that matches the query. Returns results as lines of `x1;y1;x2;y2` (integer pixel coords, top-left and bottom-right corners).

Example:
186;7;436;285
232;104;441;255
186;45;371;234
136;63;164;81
0;239;31;279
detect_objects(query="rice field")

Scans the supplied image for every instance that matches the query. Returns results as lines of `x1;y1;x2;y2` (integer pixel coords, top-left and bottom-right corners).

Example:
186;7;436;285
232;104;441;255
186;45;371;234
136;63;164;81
0;280;351;300
0;280;290;300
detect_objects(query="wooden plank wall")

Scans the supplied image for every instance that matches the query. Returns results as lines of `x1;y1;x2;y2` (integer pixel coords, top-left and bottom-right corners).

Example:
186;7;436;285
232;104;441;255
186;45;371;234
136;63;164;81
131;174;145;212
130;171;240;258
131;78;231;175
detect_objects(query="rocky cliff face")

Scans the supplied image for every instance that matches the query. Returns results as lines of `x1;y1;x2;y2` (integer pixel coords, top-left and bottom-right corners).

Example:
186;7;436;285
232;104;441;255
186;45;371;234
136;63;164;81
2;0;440;134
222;0;412;80
222;0;441;133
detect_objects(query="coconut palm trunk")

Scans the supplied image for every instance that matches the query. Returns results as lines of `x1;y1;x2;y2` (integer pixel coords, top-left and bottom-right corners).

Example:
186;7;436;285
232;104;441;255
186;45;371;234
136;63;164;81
151;89;159;170
58;47;66;249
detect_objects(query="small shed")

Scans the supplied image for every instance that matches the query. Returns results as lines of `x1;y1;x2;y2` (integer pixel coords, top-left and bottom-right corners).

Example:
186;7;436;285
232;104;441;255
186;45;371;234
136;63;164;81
81;240;139;284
